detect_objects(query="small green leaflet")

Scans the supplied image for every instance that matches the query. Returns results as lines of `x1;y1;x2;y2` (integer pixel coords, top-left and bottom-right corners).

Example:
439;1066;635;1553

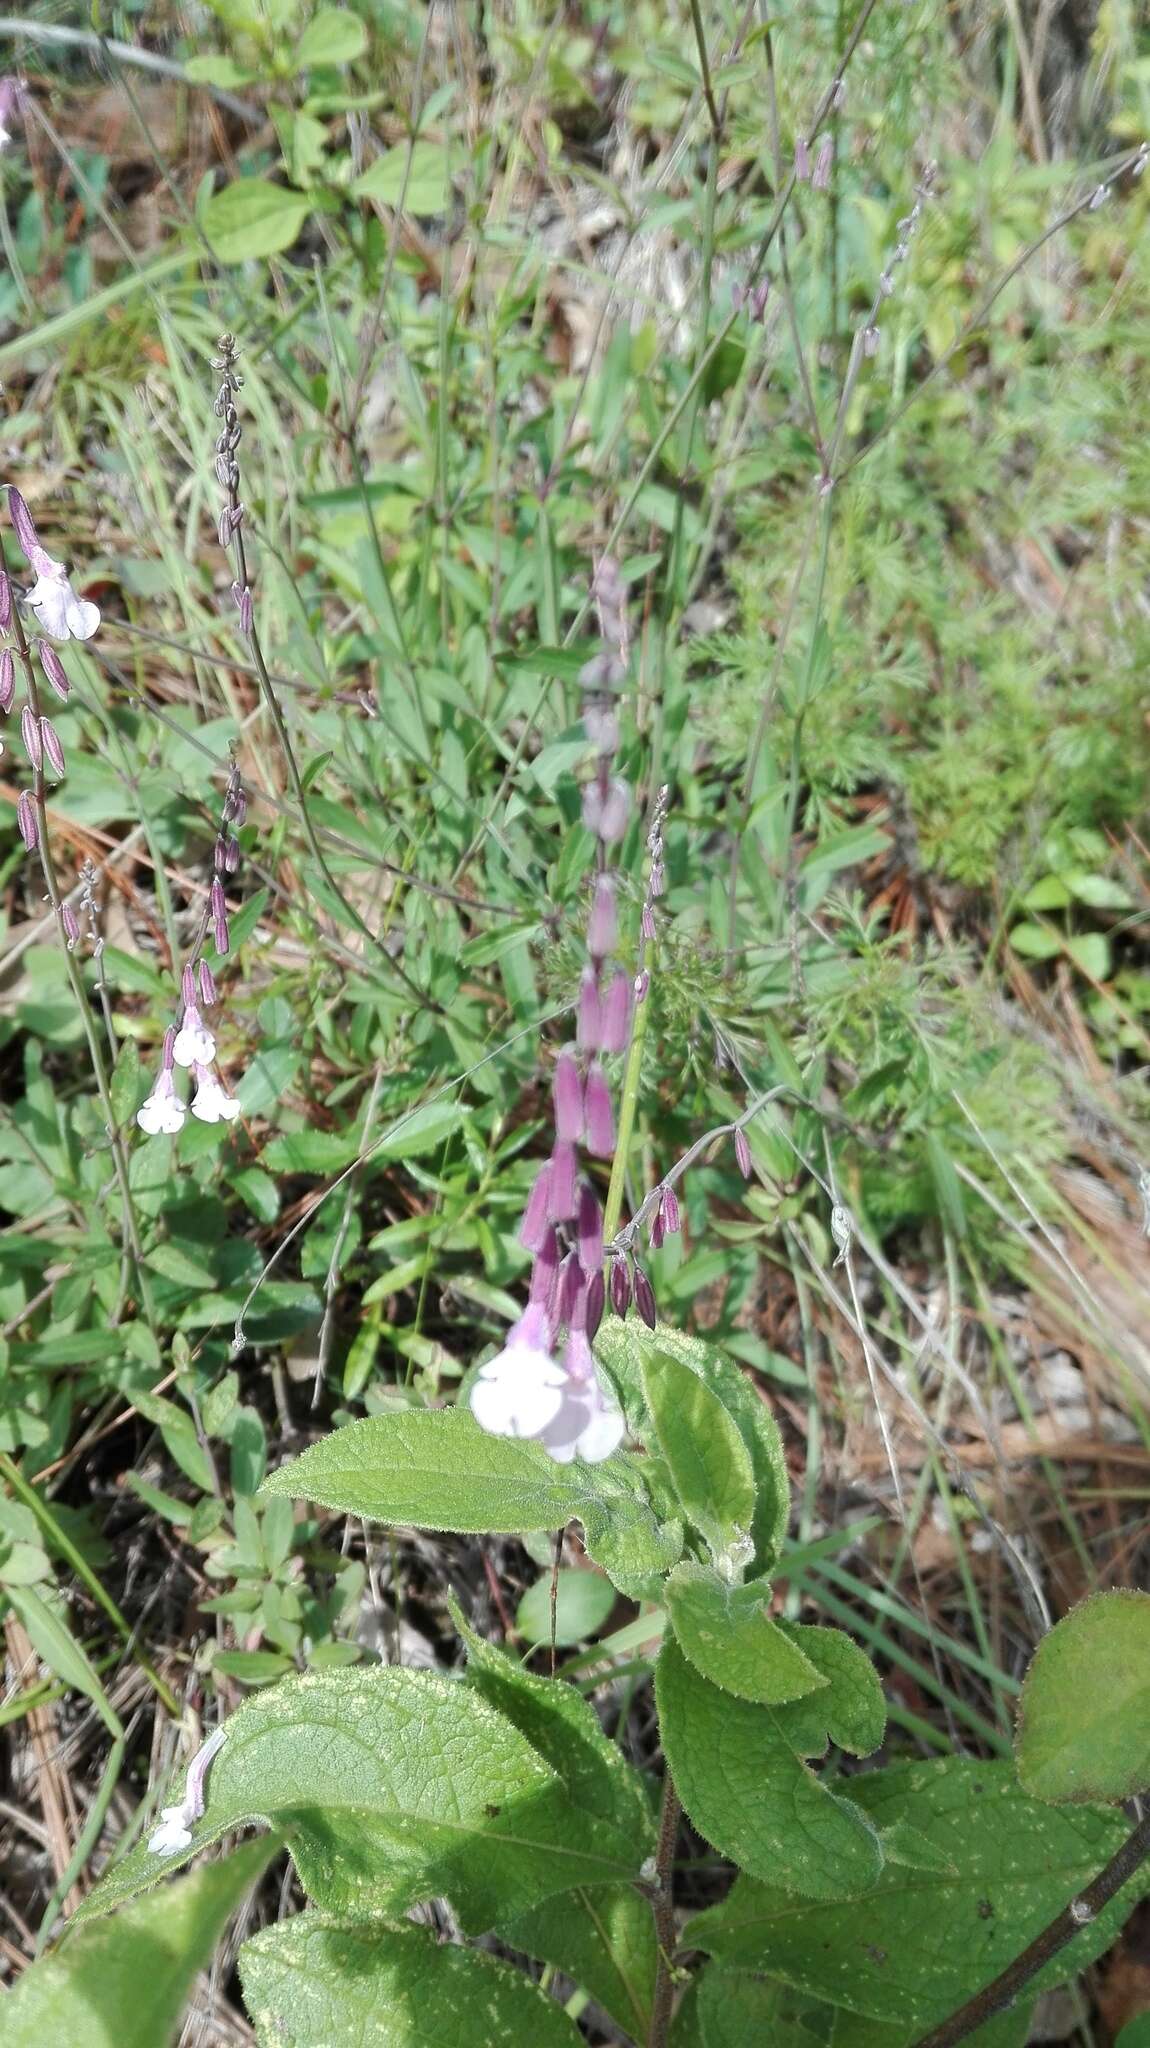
665;1563;826;1705
640;1349;756;1562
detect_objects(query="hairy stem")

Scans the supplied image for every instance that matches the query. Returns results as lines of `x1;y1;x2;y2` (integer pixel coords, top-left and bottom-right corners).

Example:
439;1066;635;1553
646;1769;682;2048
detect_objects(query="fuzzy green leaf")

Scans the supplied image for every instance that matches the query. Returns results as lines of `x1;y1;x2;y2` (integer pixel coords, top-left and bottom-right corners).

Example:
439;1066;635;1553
640;1348;757;1559
76;1668;644;1934
201;180;310;264
517;1568;616;1647
239;1913;583;2047
502;1886;659;2042
6;1837;275;2047
656;1642;883;1900
665;1563;825;1705
295;6;368;67
686;1758;1149;2024
596;1320;789;1574
768;1623;887;1758
1016;1590;1150;1804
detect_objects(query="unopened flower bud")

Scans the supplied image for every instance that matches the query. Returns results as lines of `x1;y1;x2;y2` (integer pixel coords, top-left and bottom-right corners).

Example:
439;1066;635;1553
529;1227;560;1312
812;135;833;190
520;1162;553;1251
597;777;631;843
633;1261;656;1330
555;1251;582;1327
734;1126;752;1177
198;959;217;1005
577;969;603;1053
641;903;656;941
8;485;40;560
794;135;811;183
214;913;230;954
584;1268;605;1340
634;968;650;1003
587;873;617;961
650;1207;665;1251
0;648;13;712
162;1025;177;1069
231;581;253;635
39;643;70;701
40;717;65;777
553;1051;583;1144
61;902;79;949
0;571;10;628
548;1140;579;1222
649;862;665;899
601;972;631;1054
20;701;41;769
610;1258;631;1318
584;1062;615;1157
224;834;240;874
661;1183;681;1235
862;324;880;358
583;703;620;752
182;962;197;1006
16;788;37;849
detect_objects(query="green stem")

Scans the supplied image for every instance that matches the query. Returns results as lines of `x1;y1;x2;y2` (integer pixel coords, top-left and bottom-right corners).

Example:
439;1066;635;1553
603;968;652;1244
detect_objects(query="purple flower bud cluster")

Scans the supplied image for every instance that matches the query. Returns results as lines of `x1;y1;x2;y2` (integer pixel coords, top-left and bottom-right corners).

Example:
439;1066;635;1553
211;336;253;637
580;557;631;845
857;162;936;365
136;761;246;1139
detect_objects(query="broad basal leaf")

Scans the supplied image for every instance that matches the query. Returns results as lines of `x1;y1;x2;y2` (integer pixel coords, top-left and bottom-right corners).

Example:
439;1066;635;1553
502;1886;658;2042
666;1563;825;1705
77;1668;643;1935
239;1913;583;2047
1016;1590;1150;1804
6;1837;275;2048
696;1962;833;2048
686;1757;1149;2024
597;1319;789;1574
656;1642;883;1900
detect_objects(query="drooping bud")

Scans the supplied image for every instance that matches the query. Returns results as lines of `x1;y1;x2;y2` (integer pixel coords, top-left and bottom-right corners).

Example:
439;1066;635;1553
794;135;811;183
529;1227;560;1313
20;702;42;769
15;788;38;849
641;903;656;941
601;972;631;1054
577;1182;604;1274
555;1252;582;1327
519;1162;553;1251
8;485;40;560
553;1051;583;1144
577;968;603;1053
661;1184;681;1235
0;570;10;628
548;1140;579;1222
181;961;197;1006
609;1258;631;1319
587;873;617;961
61;902;79;949
734;1127;752;1178
40;717;65;777
583;1063;615;1158
0;648;13;712
161;1025;177;1069
198;959;217;1005
597;778;631;843
39;643;70;701
649;1206;665;1252
584;1268;605;1341
633;1261;657;1330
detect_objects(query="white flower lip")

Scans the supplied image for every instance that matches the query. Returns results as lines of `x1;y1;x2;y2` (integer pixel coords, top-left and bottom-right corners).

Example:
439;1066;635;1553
172;1004;216;1069
137;1068;186;1137
470;1340;567;1438
190;1063;240;1125
538;1383;626;1465
26;556;101;642
147;1803;194;1856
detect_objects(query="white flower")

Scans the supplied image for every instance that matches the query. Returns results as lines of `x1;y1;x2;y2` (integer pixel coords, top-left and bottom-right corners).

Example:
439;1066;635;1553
190;1062;240;1124
538;1379;626;1465
137;1065;186;1137
147;1803;193;1856
26;551;100;642
172;1002;216;1068
469;1302;567;1439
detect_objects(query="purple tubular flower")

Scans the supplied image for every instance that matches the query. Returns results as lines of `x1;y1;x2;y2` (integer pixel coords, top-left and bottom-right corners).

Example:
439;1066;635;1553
577;1182;604;1274
223;835;240;874
577;970;603;1054
210;876;227;922
39;643;70;701
734;1126;752;1178
555;1252;583;1328
0;571;9;629
233;582;253;635
584;1269;605;1341
529;1227;560;1313
553;1051;583;1144
20;702;42;769
162;1025;177;1069
610;1258;631;1318
8;485;40;560
520;1162;553;1251
583;1063;615;1158
181;961;197;1007
601;972;631;1055
649;1207;665;1252
40;717;65;777
794;135;811;183
633;1262;657;1330
548;1140;579;1222
214;914;230;955
16;789;38;849
198;959;217;1005
587;874;617;961
813;135;834;190
61;902;79;949
661;1183;681;1235
641;903;656;941
649;862;665;899
0;648;13;713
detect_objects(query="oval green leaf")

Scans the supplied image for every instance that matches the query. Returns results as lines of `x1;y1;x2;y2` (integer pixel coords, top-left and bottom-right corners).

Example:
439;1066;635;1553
1016;1589;1150;1803
517;1567;616;1647
640;1348;756;1562
665;1562;825;1705
202;180;311;264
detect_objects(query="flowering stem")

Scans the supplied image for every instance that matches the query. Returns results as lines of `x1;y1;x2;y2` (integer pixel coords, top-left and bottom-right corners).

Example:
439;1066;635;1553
602;981;649;1246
